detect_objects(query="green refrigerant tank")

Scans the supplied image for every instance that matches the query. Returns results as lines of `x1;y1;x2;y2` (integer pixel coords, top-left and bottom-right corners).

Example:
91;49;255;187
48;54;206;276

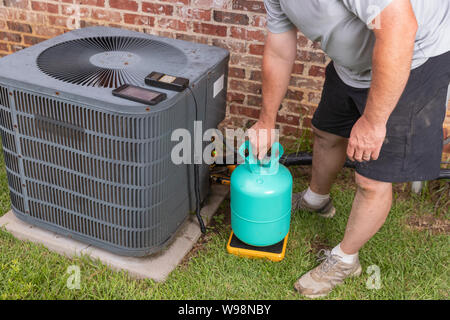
230;141;293;247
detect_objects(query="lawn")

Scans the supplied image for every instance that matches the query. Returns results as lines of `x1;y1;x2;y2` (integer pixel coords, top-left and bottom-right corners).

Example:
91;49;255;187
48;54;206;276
0;148;448;300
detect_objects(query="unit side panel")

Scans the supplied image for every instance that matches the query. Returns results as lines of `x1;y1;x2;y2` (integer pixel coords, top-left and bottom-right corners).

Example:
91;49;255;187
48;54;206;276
0;85;190;256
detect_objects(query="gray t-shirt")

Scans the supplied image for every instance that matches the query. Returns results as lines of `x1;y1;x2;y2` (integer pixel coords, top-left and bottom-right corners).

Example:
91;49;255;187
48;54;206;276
265;0;450;88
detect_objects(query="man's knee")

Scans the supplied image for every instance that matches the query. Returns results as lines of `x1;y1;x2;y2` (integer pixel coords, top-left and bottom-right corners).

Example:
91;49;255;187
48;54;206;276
313;125;347;149
355;172;391;194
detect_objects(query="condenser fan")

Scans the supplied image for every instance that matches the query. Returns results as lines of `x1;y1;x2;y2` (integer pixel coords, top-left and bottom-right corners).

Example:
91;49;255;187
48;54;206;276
37;36;188;88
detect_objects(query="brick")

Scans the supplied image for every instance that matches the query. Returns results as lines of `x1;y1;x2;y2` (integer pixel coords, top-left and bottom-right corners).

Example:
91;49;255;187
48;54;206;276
76;0;105;6
310;40;322;50
91;9;122;23
307;91;322;105
79;20;100;28
3;0;29;9
177;7;211;21
248;43;264;55
158;18;187;31
9;43;25;52
281;101;302;115
23;35;46;45
213;10;248;25
285;89;304;101
232;0;266;13
251;15;266;28
7;21;32;33
211;38;246;53
61;5;90;18
245;119;258;129
192;0;228;9
292;63;304;75
193;22;227;37
297;34;309;47
281;125;301;137
155;30;174;38
142;2;174;16
308;65;326;78
301;103;316;117
229;79;261;94
0;31;22;43
109;0;138;11
230;54;262;68
229;67;245;79
230;104;260;119
227;92;245;104
164;0;189;4
444;143;450;154
17;11;46;25
297;50;328;64
0;7;10;20
290;76;324;91
230;26;265;42
219;115;249;129
34;25;64;37
48;15;72;28
175;33;209;44
302;117;312;128
277;114;300;126
249;70;261;81
247;94;261;107
124;13;154;26
31;1;59;14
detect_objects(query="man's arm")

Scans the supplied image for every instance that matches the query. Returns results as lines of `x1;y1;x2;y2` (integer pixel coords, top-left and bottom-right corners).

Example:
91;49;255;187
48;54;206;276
347;0;418;162
249;29;297;159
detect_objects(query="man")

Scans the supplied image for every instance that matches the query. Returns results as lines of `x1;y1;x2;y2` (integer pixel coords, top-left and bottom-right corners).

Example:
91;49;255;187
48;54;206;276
249;0;450;298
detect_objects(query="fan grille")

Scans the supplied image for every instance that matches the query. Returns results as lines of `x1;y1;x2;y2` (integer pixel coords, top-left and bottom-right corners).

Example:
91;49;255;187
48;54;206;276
37;36;187;88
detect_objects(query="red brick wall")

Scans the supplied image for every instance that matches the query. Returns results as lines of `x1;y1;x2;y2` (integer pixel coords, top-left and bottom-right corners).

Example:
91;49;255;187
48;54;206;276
0;0;449;164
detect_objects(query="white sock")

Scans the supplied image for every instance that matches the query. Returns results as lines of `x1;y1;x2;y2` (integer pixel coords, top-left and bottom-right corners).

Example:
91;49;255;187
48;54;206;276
331;243;358;264
303;187;330;207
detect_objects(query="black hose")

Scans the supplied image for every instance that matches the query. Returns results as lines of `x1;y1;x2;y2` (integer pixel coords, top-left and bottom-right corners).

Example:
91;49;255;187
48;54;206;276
438;169;450;180
216;149;449;181
187;86;206;234
279;152;356;169
280;152;450;180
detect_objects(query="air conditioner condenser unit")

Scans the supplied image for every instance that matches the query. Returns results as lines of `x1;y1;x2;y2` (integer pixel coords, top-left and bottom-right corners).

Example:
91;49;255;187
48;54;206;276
0;26;229;256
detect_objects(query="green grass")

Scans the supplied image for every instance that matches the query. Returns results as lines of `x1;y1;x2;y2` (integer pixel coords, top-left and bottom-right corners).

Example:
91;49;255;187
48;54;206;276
0;149;448;299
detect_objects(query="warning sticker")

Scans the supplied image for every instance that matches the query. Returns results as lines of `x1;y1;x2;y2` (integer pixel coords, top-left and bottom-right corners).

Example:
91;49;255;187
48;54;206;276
213;74;224;98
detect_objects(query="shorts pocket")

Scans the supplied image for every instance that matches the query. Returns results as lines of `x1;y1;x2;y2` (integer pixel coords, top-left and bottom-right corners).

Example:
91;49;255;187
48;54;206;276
383;114;412;171
380;134;407;156
413;86;447;130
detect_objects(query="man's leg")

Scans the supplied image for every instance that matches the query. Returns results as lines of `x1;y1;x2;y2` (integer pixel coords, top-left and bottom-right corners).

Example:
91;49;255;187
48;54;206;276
340;173;392;254
294;172;393;298
309;125;348;195
292;125;348;216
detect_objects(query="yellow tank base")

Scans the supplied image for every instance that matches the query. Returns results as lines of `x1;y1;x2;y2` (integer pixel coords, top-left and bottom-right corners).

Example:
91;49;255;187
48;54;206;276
226;231;288;262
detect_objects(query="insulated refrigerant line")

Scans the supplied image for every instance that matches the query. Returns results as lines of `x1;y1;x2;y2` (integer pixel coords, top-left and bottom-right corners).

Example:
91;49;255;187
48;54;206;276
187;86;207;234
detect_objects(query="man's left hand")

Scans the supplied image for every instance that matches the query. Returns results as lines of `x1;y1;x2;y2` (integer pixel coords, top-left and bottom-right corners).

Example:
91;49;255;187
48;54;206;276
347;115;386;162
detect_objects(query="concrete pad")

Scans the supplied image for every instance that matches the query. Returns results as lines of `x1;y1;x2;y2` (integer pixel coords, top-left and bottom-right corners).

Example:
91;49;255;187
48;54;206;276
0;184;229;282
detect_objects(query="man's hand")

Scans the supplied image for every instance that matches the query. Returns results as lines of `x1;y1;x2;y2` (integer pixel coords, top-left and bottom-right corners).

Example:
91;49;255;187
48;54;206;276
347;115;386;162
248;120;277;160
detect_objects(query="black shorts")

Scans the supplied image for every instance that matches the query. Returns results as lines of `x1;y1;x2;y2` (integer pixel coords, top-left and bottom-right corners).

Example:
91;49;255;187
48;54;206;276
312;52;450;183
